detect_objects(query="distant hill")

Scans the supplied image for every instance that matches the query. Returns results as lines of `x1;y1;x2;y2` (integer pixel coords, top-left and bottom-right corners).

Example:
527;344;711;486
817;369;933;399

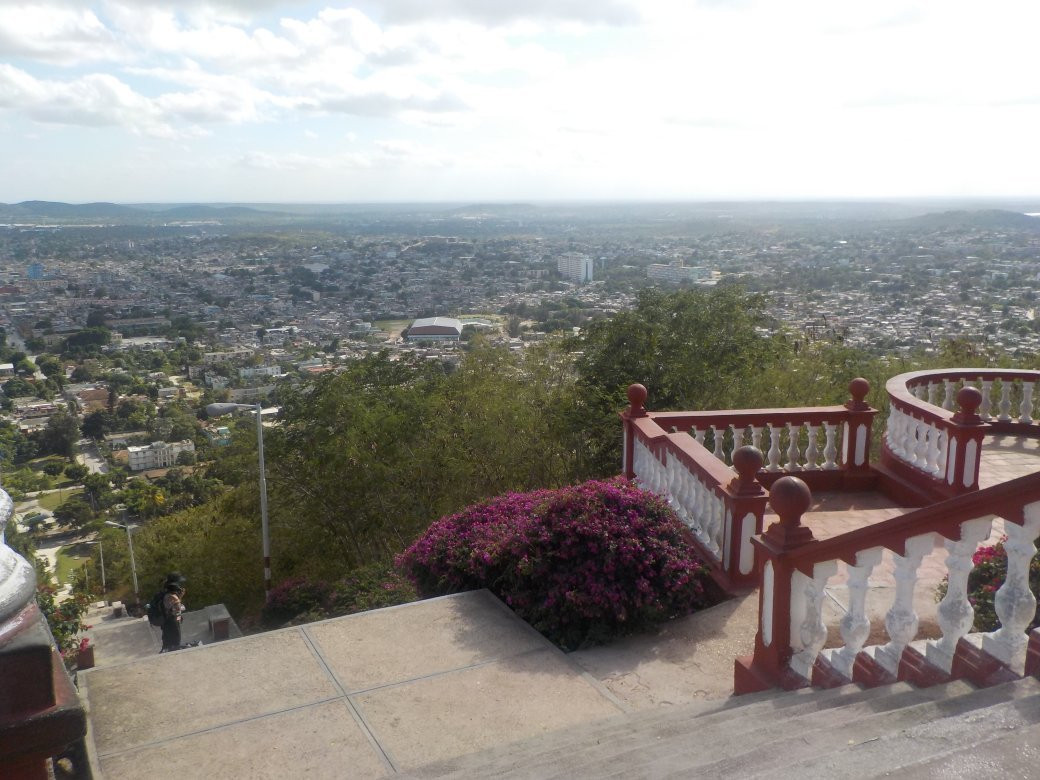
0;201;143;219
154;204;287;219
903;209;1040;231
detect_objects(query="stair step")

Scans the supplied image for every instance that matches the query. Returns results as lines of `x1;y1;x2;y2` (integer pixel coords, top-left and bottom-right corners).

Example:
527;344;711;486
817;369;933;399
526;683;927;780
642;679;1040;780
584;681;979;780
765;677;1040;779
405;684;894;779
884;720;1040;779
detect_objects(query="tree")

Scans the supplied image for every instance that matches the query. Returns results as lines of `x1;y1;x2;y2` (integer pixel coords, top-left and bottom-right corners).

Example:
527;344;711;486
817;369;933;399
54;498;94;529
64;463;89;482
42;461;65;477
37;411;79;459
572;286;790;475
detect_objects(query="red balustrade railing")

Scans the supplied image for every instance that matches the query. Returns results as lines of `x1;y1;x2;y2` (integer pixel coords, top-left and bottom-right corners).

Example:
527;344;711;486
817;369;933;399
621;380;877;589
882;369;1040;501
735;471;1040;695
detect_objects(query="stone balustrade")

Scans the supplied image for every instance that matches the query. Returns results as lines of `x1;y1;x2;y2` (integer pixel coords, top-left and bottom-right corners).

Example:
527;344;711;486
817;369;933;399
0;487;86;777
621;380;876;589
735;472;1040;695
884;369;1040;500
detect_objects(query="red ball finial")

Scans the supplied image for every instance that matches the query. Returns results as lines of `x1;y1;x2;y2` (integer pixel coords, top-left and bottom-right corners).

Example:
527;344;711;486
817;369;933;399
764;476;815;550
627;383;648;417
730;446;764;495
846;377;870;410
954;385;983;423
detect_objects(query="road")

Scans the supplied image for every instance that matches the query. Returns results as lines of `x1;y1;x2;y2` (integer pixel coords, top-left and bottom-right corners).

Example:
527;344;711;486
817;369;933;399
76;439;109;474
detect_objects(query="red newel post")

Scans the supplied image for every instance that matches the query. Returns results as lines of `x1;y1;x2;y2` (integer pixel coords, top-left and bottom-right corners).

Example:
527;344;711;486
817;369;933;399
621;383;648;479
723;446;768;589
734;476;815;694
946;386;986;494
842;377;876;489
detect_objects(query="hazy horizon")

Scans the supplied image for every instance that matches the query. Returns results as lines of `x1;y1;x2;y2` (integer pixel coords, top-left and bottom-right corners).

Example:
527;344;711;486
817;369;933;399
2;1;1038;203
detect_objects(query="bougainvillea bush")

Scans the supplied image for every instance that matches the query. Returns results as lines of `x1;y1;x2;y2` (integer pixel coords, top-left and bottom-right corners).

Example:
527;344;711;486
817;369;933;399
937;538;1040;633
396;478;715;650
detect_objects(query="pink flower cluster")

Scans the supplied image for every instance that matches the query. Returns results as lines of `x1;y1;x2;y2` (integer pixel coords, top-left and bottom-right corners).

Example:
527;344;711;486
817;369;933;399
396;478;713;649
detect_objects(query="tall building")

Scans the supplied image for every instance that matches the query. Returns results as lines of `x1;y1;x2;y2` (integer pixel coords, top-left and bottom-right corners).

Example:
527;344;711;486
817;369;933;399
557;253;594;284
647;259;710;284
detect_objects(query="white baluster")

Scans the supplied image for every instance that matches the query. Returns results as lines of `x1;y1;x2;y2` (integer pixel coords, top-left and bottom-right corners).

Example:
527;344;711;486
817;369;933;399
710;493;724;556
1020;381;1034;424
726;424;737;464
999;381;1013;422
979;379;992;421
913;419;930;469
804;424;819;469
766;423;781;471
829;548;884;678
694;427;706;447
710;425;724;461
789;561;838;680
875;535;933;674
785;422;801;471
927;382;939;405
982;505;1040;674
885;406;897;451
942;379;955;411
913;384;927;401
937;429;949;474
823;423;838;469
926;517;993;672
750;426;763;454
925;424;942;476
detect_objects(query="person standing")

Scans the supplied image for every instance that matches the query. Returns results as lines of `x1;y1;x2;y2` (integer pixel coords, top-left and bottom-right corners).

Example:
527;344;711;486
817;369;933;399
160;580;186;652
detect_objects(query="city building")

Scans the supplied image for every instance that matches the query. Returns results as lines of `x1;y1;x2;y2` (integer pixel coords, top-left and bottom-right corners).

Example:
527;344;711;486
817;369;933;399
126;439;196;471
646;259;711;284
557;253;594;284
407;316;463;341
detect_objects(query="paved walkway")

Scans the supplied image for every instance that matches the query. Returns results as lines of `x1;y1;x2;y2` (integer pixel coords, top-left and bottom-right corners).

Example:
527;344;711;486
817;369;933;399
83;591;625;779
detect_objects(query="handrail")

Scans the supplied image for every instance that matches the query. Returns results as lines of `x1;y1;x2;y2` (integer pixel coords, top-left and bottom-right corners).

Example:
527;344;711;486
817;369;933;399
786;469;1040;575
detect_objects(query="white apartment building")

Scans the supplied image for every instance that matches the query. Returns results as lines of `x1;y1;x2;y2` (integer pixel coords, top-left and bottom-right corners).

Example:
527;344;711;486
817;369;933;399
127;440;196;471
557;253;594;284
647;259;710;284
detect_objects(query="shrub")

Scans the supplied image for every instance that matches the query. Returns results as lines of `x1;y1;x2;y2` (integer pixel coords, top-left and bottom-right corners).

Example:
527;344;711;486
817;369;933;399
261;566;418;627
396;477;715;650
937;538;1040;632
261;577;332;627
330;562;418;615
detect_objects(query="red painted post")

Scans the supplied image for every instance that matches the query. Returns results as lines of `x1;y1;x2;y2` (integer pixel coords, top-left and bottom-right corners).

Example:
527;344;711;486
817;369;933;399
620;383;648;479
842;377;876;489
734;476;815;694
946;386;987;495
723;446;768;589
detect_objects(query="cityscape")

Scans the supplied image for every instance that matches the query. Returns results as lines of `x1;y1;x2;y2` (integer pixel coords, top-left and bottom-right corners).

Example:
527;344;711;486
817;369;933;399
3;0;1040;776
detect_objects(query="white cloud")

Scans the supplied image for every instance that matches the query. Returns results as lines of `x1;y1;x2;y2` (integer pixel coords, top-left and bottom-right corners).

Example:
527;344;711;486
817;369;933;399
371;0;640;26
0;4;120;64
0;64;188;137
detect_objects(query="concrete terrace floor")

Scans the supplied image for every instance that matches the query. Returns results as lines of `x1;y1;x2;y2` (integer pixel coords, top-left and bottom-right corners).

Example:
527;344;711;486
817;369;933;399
83;590;626;779
81;436;1040;778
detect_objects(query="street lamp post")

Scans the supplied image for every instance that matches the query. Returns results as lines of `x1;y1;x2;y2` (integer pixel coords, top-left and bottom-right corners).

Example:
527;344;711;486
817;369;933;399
85;539;107;602
105;520;138;600
206;402;271;597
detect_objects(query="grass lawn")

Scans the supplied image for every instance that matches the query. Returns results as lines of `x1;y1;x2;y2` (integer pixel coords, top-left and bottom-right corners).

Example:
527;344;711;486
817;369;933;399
56;542;93;585
38;488;84;512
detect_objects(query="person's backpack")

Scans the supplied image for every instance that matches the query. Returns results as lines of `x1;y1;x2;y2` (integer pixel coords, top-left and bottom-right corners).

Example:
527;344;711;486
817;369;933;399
146;591;166;627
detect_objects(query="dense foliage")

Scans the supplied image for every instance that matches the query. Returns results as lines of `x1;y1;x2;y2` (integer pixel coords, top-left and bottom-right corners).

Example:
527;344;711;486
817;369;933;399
397;478;714;650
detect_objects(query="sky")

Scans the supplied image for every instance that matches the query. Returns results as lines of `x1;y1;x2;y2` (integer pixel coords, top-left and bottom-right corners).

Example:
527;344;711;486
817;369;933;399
1;0;1038;203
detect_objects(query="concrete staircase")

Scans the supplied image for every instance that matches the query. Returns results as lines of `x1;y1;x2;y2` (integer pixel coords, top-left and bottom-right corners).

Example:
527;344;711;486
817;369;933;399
406;676;1040;779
